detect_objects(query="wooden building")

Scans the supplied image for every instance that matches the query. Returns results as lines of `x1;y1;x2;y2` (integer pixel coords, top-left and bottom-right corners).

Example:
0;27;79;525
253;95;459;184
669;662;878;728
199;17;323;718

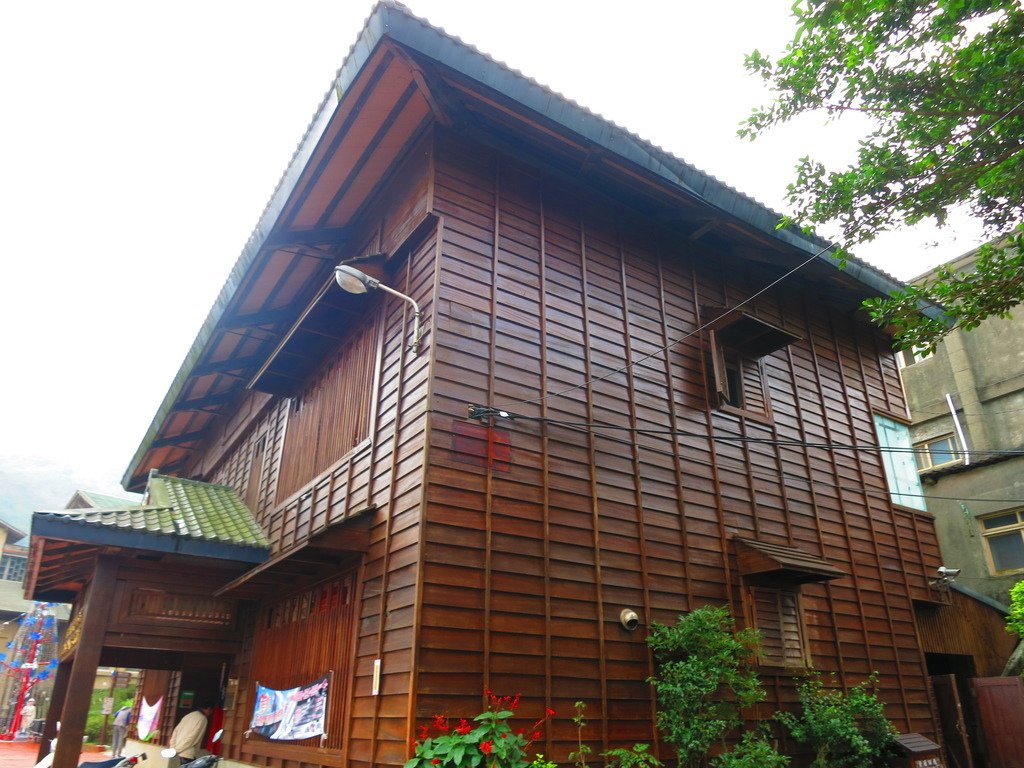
27;4;961;766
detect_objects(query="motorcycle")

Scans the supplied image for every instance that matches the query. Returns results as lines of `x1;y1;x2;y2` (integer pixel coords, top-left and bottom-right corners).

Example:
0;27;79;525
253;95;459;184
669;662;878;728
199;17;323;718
80;754;148;768
160;729;223;768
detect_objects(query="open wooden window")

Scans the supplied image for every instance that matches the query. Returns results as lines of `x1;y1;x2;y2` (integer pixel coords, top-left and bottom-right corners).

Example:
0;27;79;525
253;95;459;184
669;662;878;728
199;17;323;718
705;309;798;416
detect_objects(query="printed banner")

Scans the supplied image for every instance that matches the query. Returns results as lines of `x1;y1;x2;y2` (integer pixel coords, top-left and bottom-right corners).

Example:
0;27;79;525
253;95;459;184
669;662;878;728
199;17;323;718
249;674;329;740
137;696;162;741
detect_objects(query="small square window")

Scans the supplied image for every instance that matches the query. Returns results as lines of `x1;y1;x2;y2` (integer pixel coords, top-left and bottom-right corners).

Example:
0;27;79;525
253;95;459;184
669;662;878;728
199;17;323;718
980;510;1024;574
897;345;934;367
914;435;962;471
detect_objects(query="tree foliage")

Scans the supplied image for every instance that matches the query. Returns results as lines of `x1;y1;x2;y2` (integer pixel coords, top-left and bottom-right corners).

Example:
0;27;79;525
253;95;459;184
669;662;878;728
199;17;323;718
1007;579;1024;637
742;0;1024;350
776;673;897;768
646;606;785;768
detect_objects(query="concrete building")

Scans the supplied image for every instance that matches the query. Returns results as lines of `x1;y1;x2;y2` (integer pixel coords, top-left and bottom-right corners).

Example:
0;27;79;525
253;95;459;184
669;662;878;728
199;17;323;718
900;245;1024;606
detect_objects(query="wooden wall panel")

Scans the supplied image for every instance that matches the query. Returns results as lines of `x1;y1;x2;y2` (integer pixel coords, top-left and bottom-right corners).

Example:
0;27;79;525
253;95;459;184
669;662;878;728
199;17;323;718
421;129;942;763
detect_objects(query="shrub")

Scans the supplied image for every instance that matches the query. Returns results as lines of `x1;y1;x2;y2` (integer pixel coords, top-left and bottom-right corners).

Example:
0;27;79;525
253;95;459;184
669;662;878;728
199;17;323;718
776;673;897;768
405;691;553;768
603;742;664;768
646;606;777;768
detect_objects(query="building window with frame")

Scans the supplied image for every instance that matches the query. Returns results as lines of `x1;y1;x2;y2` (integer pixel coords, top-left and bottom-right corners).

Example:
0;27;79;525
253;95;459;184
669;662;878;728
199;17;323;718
980;509;1024;573
896;344;935;368
915;434;962;471
0;554;27;582
873;414;927;511
705;309;798;418
744;585;808;668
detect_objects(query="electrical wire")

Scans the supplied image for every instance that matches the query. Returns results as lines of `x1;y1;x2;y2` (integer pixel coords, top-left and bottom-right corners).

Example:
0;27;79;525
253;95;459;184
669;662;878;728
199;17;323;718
433;408;1024;507
492;95;1024;414
455;408;1024;460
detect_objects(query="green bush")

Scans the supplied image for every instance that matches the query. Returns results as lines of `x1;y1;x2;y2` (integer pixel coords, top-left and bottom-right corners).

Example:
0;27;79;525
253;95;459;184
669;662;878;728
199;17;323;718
776;673;897;768
646;606;784;768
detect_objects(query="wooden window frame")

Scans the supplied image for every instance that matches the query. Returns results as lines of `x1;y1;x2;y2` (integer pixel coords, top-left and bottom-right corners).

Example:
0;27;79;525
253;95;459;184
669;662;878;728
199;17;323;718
979;509;1024;575
742;583;810;669
914;434;962;472
708;330;774;421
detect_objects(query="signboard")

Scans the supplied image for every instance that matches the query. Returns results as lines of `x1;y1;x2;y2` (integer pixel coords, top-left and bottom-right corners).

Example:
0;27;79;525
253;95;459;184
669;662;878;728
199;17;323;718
249;674;329;741
101;697;114;715
179;689;195;709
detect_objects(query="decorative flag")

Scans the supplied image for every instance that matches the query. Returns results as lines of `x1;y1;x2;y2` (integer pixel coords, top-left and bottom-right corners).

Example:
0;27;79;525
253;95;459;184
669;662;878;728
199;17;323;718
249;675;329;740
137;696;163;741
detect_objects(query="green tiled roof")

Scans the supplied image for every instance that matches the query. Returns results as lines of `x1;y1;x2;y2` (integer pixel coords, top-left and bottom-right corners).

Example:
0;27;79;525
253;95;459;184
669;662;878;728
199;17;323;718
146;473;269;548
33;473;269;562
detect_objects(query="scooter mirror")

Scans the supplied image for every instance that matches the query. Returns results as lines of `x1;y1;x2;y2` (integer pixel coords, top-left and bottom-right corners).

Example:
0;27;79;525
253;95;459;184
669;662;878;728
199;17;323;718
160;748;177;759
211;729;224;743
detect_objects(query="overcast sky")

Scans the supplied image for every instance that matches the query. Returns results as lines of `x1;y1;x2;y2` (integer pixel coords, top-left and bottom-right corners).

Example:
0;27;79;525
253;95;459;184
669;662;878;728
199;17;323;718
0;1;987;513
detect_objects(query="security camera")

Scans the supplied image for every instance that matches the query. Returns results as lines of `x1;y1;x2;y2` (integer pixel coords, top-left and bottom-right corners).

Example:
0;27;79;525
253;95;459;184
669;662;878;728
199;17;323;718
619;609;640;631
937;566;961;579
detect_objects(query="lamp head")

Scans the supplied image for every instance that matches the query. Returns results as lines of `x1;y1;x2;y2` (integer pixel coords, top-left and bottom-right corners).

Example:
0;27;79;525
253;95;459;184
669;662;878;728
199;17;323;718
335;264;380;294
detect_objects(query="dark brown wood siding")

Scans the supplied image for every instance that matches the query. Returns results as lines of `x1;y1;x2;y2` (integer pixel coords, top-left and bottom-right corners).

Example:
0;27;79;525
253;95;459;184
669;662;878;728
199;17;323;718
916;588;1016;677
418;129;941;762
193;138;437;768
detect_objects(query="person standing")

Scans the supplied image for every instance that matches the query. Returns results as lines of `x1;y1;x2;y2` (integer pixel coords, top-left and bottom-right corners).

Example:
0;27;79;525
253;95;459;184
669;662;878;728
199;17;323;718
19;698;36;735
169;702;213;765
111;702;132;757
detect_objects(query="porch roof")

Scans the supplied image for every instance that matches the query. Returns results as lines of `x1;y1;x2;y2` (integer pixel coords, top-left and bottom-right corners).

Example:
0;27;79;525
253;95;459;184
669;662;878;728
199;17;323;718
27;474;269;602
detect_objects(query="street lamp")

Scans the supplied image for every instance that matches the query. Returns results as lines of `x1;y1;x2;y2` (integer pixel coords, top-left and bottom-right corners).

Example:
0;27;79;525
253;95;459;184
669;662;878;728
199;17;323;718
334;264;423;353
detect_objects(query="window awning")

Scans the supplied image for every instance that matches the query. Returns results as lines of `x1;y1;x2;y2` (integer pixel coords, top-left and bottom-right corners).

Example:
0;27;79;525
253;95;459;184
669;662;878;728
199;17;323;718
704;307;801;358
734;537;846;584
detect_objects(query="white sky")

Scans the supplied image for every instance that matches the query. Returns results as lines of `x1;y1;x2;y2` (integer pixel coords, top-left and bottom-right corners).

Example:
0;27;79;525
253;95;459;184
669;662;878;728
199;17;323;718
0;1;988;505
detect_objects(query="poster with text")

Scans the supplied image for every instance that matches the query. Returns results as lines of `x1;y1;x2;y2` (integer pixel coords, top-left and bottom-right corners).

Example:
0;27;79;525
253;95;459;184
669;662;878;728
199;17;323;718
249;675;329;740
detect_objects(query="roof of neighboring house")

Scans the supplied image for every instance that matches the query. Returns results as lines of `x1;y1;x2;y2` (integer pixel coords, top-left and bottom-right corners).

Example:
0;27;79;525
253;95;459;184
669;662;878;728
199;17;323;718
952;581;1010;613
67;490;140;510
123;0;940;490
0;517;27;542
33;473;269;563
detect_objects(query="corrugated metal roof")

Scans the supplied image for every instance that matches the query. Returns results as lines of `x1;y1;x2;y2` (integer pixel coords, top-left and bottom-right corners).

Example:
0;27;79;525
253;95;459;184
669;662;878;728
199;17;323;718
124;0;937;489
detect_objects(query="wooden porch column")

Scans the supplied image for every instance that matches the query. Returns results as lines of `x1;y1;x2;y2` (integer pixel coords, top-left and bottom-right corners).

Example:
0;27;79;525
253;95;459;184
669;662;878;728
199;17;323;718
53;556;117;768
36;660;72;763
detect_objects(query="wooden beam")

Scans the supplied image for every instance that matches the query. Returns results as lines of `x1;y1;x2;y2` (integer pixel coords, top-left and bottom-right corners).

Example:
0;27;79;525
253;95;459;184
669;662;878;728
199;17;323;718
191;354;267;376
37;660;71;763
53;557;117;768
151;429;207;449
262;226;351;250
170;391;236;413
218;305;299;331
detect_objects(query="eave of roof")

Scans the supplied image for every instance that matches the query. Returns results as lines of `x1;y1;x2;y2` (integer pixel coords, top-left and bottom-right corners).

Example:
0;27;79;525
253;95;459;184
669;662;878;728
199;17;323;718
124;0;937;489
32;510;268;564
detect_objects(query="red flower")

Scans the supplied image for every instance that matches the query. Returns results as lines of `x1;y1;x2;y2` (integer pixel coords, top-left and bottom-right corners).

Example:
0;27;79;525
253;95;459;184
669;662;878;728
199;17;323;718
455;719;472;735
531;731;543;741
431;760;441;765
480;741;493;755
545;707;556;717
432;714;450;733
417;725;429;741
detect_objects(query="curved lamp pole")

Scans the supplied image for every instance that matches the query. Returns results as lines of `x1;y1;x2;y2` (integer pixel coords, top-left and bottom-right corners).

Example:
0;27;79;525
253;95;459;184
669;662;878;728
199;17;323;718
334;264;423;354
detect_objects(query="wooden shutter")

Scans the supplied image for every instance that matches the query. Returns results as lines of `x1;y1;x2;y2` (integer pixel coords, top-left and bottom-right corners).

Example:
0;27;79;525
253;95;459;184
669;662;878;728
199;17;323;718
749;586;807;667
709;329;730;404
